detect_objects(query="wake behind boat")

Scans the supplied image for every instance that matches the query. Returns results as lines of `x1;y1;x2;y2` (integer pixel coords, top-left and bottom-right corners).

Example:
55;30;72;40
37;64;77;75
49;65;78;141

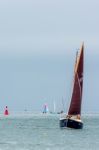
60;43;84;129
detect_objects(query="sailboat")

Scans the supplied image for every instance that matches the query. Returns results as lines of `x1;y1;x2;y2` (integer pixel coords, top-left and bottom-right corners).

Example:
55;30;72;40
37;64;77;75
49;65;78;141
60;43;84;129
53;101;56;113
43;104;49;113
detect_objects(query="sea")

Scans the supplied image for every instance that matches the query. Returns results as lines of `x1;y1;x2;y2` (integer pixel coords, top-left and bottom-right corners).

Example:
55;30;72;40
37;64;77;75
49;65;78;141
0;112;99;150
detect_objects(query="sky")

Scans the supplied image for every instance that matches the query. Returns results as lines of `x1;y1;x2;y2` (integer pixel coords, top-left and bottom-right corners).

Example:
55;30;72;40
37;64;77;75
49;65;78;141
0;0;99;113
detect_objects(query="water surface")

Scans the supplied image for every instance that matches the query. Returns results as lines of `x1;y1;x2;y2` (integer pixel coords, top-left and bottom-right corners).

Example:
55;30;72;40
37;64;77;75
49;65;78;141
0;113;99;150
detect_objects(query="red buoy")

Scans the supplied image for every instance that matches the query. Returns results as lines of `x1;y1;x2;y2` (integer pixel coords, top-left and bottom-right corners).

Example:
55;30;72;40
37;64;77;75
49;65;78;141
4;106;9;115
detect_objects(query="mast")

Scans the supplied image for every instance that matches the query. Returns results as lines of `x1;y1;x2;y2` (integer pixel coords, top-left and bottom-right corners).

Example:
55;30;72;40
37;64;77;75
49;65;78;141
53;101;56;113
68;43;84;115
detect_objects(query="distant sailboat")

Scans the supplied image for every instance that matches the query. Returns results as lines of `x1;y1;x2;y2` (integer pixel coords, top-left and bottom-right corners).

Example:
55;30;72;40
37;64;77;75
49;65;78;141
53;101;56;113
52;101;56;114
60;43;84;129
43;104;49;113
4;106;9;115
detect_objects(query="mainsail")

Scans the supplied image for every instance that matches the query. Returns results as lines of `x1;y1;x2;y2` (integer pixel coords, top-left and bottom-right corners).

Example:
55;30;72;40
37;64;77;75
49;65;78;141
68;43;84;115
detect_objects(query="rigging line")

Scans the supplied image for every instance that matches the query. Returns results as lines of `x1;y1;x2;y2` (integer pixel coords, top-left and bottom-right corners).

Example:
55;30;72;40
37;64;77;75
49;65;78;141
76;72;82;100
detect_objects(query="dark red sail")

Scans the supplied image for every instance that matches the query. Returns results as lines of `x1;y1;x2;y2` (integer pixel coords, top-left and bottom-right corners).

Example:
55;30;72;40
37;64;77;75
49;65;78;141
68;43;84;115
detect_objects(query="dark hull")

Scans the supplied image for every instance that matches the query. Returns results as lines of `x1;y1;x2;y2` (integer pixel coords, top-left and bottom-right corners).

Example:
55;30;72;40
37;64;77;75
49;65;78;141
60;118;83;129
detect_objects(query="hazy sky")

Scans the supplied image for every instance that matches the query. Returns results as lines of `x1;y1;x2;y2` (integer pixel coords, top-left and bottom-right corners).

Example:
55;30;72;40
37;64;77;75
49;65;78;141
0;0;99;113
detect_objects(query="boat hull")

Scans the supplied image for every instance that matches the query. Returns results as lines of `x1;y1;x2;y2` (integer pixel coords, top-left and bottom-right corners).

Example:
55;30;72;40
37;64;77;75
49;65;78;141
60;118;83;129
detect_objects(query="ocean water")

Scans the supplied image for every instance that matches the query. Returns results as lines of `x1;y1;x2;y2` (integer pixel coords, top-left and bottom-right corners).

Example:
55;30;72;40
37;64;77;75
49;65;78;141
0;113;99;150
